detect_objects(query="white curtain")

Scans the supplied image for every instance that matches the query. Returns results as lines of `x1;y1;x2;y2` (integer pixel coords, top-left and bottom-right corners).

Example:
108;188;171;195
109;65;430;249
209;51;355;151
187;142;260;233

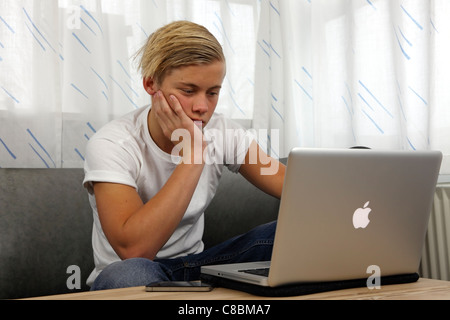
255;0;450;176
1;0;449;175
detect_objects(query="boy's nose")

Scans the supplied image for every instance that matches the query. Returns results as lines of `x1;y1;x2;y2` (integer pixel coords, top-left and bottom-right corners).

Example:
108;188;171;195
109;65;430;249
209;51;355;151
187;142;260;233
192;95;209;114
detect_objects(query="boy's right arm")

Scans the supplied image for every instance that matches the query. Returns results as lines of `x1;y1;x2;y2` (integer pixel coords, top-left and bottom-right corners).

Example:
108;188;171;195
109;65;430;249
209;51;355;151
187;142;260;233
93;93;206;261
94;160;205;261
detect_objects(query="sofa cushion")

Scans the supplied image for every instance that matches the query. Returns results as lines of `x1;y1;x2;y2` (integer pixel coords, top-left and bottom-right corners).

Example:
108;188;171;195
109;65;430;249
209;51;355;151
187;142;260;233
0;169;94;299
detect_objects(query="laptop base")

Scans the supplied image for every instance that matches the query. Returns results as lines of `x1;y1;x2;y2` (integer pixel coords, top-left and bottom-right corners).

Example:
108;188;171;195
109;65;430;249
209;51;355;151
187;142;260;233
200;272;419;297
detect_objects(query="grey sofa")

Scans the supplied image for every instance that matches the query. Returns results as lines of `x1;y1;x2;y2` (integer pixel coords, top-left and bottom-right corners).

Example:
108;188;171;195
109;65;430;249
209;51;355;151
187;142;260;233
0;165;281;299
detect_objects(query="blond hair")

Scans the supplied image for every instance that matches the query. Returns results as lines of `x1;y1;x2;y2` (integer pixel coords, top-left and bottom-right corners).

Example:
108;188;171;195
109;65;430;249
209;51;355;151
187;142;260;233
137;21;225;85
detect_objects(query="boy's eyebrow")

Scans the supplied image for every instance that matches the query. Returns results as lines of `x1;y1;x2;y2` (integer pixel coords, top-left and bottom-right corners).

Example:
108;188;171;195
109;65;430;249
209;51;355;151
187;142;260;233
177;82;222;90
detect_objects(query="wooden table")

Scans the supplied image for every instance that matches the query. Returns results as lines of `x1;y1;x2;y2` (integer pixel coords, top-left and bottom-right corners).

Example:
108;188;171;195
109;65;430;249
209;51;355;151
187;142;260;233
25;278;450;300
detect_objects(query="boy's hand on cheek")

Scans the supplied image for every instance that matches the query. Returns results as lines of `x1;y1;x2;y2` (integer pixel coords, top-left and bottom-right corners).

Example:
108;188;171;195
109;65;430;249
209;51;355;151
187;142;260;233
153;91;205;154
154;91;188;138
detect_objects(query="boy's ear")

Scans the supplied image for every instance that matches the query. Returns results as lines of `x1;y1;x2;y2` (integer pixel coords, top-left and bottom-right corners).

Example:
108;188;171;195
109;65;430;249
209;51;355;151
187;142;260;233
143;77;158;95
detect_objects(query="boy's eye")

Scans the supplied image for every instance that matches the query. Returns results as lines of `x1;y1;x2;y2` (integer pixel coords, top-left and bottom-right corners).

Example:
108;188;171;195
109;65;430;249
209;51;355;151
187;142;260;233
179;88;220;96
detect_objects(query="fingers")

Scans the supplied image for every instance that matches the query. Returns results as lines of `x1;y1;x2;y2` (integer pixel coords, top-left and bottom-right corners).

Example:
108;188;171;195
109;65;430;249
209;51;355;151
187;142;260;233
168;94;185;118
153;91;194;140
154;91;183;120
153;91;173;137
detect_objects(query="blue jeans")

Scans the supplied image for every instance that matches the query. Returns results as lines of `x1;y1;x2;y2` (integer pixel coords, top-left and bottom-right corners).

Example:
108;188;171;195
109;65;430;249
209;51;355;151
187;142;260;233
91;221;276;290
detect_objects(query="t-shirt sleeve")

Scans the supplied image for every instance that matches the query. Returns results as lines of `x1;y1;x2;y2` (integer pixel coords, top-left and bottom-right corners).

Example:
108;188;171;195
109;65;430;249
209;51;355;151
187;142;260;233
83;136;140;195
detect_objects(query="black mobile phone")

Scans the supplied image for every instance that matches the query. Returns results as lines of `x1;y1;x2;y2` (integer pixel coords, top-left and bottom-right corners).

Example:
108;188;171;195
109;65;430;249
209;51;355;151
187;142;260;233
145;280;213;292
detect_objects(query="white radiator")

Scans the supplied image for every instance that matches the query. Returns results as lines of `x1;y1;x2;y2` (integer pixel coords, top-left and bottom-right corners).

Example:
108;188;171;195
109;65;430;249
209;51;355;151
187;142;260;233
419;185;450;280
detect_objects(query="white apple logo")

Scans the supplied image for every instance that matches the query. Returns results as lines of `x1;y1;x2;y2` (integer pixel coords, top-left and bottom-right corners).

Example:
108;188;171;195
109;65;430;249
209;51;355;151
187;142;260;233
352;201;372;229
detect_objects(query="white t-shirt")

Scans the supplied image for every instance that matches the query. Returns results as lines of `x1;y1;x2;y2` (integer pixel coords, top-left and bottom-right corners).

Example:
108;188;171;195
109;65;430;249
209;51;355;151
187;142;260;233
83;106;254;285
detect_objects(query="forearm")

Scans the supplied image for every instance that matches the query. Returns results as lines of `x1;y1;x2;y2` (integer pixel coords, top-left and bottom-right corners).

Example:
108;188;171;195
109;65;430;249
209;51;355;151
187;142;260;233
239;141;286;199
97;162;205;261
242;162;285;199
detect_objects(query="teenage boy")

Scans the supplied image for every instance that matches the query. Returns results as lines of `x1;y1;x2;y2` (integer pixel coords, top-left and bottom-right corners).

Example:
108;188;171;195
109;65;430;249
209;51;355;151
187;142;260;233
83;20;285;290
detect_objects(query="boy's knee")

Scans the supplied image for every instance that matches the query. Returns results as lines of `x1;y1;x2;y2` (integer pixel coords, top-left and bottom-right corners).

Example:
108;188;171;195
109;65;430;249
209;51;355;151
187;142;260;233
91;258;169;290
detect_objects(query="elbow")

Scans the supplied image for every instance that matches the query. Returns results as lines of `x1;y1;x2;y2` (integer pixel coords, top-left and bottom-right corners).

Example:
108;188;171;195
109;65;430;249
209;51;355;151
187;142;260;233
114;244;157;261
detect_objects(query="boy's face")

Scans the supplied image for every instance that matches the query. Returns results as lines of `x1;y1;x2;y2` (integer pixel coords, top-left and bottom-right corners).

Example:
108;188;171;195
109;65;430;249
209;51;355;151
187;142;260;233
146;61;226;128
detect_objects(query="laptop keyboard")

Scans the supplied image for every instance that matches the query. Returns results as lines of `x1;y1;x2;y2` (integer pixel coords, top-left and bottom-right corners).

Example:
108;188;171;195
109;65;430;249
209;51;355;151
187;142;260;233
238;268;270;277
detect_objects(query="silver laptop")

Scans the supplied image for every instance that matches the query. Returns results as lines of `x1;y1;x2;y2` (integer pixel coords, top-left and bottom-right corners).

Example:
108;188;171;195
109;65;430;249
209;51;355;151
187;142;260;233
201;148;442;287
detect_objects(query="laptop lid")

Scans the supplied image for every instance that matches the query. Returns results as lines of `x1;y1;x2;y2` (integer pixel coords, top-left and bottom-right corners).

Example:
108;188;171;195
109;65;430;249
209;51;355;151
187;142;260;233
267;148;442;287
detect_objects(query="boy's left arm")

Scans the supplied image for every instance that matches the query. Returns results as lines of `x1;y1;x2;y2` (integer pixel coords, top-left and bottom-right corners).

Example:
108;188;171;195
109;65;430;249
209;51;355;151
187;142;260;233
239;140;286;199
